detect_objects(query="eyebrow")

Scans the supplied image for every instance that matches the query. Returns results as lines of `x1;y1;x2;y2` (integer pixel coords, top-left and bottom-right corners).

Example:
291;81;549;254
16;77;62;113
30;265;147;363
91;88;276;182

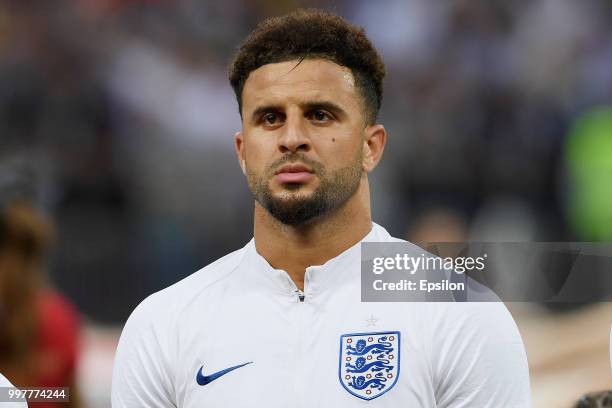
250;104;283;123
249;100;348;123
303;101;347;119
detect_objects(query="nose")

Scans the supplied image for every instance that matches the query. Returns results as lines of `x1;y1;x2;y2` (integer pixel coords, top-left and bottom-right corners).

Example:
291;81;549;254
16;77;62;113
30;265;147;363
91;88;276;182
277;112;310;154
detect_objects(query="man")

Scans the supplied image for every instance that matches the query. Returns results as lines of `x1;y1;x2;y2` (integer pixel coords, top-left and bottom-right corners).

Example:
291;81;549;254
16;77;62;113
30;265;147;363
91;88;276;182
112;9;531;407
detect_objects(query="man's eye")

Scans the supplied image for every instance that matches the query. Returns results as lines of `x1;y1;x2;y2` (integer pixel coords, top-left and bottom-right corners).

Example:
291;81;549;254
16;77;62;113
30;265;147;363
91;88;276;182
263;113;281;125
310;110;332;122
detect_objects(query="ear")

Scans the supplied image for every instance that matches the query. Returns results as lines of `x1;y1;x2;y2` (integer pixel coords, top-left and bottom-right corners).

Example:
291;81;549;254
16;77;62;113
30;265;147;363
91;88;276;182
362;124;387;173
234;131;246;175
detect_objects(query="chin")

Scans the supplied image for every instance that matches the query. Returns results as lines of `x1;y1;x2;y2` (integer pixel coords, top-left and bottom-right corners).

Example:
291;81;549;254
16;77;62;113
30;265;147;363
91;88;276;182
272;193;311;205
273;182;316;194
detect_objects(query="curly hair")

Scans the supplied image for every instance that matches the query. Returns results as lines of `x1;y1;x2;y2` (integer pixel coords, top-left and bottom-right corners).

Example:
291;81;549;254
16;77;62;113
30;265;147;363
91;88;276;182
229;9;385;124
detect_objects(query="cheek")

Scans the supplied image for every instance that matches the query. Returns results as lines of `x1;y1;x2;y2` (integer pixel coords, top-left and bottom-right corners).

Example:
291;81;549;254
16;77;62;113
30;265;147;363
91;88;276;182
321;135;361;162
244;139;274;174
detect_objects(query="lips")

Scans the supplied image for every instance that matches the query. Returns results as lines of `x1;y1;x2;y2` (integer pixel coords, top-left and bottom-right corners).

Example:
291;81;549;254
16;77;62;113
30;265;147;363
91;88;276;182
274;163;314;184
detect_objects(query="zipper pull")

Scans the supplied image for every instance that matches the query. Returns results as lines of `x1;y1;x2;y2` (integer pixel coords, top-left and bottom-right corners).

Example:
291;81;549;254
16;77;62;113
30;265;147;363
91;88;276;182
295;289;305;302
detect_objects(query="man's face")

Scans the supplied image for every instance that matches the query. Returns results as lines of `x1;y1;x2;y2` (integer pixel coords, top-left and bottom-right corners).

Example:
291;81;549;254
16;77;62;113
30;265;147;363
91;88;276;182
236;59;368;225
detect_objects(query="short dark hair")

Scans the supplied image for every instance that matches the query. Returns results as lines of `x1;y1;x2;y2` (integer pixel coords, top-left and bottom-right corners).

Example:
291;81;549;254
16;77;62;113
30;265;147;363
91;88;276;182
228;9;385;124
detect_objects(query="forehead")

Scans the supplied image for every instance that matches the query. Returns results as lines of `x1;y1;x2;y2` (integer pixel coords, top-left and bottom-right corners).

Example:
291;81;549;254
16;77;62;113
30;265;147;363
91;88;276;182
242;59;360;111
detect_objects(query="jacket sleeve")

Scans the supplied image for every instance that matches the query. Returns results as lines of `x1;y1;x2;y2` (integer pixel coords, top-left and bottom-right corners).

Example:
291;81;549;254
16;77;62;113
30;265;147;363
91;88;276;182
431;302;532;408
112;296;176;408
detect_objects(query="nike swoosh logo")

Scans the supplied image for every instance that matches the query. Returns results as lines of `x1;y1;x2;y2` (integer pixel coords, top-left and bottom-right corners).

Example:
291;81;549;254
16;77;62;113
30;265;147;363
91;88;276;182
196;362;253;386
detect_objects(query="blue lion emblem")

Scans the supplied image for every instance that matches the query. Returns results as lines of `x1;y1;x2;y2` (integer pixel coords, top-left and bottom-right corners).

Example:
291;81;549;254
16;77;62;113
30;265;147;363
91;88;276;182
339;331;400;400
345;357;393;373
348;372;387;391
346;336;394;356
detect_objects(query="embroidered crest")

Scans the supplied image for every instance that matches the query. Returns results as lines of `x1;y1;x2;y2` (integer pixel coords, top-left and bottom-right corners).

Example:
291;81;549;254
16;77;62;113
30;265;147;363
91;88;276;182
338;331;400;400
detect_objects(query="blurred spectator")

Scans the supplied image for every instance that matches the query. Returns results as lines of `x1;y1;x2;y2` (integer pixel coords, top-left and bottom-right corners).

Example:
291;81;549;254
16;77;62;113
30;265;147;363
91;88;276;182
0;162;82;408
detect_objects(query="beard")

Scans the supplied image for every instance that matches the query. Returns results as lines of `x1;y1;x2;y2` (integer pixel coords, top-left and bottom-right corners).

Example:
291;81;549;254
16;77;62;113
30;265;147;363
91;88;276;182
246;150;363;226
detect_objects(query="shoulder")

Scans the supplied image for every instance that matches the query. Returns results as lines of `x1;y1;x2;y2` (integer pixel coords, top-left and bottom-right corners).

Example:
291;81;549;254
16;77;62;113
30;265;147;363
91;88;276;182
114;241;250;358
427;301;522;343
112;243;250;406
369;222;406;243
125;243;249;330
427;302;531;406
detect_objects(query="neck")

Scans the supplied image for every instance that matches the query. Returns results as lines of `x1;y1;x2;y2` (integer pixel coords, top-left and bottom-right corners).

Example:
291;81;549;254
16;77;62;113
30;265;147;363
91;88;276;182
254;179;372;290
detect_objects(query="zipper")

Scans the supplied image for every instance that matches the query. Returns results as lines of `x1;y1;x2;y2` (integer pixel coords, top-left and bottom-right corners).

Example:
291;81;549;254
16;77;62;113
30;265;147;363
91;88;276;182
290;282;306;408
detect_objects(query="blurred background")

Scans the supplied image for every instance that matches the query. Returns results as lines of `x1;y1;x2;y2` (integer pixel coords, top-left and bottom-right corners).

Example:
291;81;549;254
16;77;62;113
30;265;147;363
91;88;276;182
0;0;611;406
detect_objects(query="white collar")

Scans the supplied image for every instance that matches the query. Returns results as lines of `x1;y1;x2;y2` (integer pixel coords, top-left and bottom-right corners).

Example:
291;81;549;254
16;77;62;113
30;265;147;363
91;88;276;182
242;222;392;298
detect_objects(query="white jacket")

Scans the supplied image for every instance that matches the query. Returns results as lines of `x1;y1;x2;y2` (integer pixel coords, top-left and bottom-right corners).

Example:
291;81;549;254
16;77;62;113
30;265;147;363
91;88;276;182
112;223;531;407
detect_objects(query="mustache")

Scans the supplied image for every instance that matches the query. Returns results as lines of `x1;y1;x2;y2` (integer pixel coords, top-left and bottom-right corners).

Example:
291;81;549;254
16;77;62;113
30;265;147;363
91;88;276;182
268;154;323;175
